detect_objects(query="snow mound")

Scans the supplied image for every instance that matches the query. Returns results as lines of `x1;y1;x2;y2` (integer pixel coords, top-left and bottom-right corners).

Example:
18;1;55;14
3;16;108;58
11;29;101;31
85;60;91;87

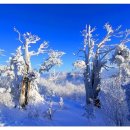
0;89;14;107
28;89;44;105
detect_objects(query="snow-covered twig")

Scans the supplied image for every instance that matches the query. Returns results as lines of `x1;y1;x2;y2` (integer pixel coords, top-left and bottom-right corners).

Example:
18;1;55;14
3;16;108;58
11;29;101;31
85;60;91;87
98;23;113;49
29;41;48;56
40;50;65;73
14;27;23;43
23;32;40;44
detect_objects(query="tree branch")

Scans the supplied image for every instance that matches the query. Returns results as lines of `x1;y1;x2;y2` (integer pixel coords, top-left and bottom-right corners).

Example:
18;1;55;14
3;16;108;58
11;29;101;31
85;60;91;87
73;49;85;56
120;38;130;45
98;23;113;49
100;47;115;61
23;32;40;44
30;41;48;56
103;65;115;71
14;27;23;43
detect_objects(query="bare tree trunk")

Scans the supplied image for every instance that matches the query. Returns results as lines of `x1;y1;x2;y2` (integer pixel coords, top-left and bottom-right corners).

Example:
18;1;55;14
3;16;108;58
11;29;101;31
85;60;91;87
25;78;31;105
91;57;101;108
92;70;101;108
84;68;93;105
83;25;94;105
19;77;31;108
84;57;101;107
19;77;26;107
19;42;32;108
84;72;91;105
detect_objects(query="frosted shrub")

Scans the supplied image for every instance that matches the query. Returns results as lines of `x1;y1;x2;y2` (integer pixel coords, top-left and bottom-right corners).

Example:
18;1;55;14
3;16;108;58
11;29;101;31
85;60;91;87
99;77;130;126
27;103;47;119
111;44;130;80
39;78;85;103
0;74;15;107
47;107;52;120
0;76;12;90
0;90;14;107
59;97;64;109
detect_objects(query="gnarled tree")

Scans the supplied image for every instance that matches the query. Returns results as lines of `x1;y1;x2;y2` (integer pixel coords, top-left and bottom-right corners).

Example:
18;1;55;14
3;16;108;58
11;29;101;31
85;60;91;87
14;27;48;107
14;28;65;108
74;23;130;108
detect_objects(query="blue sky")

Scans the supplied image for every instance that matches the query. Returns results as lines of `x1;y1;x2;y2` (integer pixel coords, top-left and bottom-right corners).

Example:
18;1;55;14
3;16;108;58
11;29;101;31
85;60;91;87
0;4;130;72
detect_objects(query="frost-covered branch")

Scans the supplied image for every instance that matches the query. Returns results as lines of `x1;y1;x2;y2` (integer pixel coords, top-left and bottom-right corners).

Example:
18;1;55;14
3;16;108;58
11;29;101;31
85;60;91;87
103;64;114;71
14;28;50;72
98;23;113;49
48;68;61;82
73;49;86;57
120;38;130;45
14;27;41;45
23;32;40;44
14;27;23;43
40;50;65;73
29;41;48;56
100;47;115;61
82;25;95;51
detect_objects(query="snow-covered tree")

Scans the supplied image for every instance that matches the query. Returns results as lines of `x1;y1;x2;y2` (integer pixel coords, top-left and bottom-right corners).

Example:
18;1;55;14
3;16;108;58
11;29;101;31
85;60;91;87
14;27;49;107
0;65;13;96
40;50;65;73
0;65;14;79
0;65;7;76
59;97;64;109
48;68;61;83
14;27;48;72
39;50;65;84
10;46;25;76
74;23;130;108
99;77;129;126
14;28;65;108
111;44;130;81
9;46;25;104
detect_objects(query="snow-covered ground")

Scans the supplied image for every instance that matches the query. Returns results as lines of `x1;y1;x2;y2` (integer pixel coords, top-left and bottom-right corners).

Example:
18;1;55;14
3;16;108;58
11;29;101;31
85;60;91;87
0;70;129;126
0;75;108;126
0;99;109;126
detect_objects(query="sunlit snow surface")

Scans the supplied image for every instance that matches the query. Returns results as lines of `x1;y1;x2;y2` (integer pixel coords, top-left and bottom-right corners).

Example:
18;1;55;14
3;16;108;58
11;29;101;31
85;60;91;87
0;69;128;126
0;99;108;126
